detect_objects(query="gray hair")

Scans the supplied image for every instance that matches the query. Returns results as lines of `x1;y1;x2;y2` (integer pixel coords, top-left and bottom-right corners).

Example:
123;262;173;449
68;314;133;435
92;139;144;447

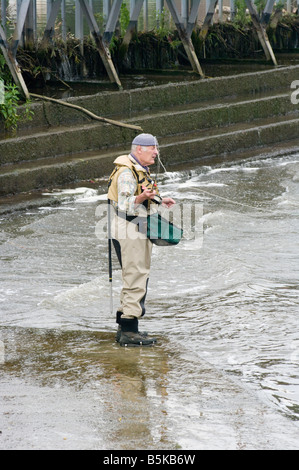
131;144;156;153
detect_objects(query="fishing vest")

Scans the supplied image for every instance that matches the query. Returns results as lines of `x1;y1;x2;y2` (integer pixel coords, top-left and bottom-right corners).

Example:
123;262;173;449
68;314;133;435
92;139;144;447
107;154;160;211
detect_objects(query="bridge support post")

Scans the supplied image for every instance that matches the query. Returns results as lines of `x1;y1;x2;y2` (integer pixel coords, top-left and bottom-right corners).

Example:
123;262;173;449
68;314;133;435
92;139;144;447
165;0;204;77
78;0;122;88
245;0;277;65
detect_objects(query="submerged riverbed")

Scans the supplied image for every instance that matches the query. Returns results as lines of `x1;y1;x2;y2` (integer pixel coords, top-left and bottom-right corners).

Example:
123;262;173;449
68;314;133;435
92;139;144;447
0;148;299;449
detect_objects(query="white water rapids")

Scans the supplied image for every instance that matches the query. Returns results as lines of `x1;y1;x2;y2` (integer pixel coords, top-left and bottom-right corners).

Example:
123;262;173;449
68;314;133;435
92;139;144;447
0;149;299;449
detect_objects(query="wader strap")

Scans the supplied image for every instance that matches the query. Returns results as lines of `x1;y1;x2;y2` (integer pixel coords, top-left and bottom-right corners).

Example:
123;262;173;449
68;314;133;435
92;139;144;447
114;210;148;235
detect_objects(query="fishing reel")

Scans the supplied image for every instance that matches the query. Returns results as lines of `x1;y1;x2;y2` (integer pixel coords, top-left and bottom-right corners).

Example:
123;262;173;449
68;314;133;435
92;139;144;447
142;182;162;205
152;194;162;205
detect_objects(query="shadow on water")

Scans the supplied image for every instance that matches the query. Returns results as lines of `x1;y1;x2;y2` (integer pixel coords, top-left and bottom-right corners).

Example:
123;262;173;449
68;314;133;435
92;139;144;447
1;327;176;450
1;324;299;450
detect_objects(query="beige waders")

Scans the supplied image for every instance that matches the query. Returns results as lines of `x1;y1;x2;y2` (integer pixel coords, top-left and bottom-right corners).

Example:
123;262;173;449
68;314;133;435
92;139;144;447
108;153;160;321
108;152;159;345
111;214;153;319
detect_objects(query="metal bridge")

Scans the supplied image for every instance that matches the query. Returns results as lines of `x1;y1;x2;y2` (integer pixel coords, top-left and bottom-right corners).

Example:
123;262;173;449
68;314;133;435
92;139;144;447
0;0;291;98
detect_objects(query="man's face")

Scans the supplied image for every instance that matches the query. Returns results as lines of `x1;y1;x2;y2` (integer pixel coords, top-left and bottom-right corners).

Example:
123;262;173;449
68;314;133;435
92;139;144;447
137;145;158;167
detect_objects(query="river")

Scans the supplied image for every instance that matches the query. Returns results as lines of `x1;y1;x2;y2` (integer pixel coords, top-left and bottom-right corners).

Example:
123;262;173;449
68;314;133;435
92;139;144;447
0;147;299;450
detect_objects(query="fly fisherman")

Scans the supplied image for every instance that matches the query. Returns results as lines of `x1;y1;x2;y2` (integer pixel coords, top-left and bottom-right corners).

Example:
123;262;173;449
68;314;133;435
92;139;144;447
107;134;175;347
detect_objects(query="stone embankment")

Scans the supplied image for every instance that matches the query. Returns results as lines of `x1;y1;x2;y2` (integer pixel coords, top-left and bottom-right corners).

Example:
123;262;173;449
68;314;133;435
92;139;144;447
1;65;299;197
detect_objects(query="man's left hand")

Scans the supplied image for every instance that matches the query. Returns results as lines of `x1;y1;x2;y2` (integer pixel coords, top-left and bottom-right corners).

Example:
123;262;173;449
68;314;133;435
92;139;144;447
161;197;176;208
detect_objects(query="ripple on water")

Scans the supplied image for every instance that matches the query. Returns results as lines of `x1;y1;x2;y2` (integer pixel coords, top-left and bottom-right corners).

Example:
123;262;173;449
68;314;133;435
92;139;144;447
0;151;299;447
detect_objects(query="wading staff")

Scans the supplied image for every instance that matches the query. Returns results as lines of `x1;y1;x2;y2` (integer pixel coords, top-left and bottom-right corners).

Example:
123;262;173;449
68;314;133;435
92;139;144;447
107;199;113;316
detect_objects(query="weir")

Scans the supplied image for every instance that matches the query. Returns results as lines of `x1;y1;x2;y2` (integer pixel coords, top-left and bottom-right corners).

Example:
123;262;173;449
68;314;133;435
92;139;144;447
1;64;299;197
1;2;299;197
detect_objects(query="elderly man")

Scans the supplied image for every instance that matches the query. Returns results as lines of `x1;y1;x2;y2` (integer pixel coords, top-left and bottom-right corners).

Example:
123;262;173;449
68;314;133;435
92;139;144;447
107;133;175;347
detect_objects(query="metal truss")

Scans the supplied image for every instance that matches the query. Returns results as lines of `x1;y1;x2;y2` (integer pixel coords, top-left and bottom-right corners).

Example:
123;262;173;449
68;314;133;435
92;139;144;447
0;0;280;98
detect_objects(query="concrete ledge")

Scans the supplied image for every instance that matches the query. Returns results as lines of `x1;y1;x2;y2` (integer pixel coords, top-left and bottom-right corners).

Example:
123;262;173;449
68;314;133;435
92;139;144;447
1;65;299;196
135;93;297;138
0;93;296;166
3;64;299;132
0;123;134;165
0;154;114;196
1;117;299;196
161;118;299;165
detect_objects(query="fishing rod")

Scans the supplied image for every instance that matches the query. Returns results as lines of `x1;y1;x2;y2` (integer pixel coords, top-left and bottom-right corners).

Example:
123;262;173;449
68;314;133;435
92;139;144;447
107;199;113;316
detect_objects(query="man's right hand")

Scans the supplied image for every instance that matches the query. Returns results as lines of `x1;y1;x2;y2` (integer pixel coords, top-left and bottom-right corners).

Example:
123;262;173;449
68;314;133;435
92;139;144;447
135;185;157;205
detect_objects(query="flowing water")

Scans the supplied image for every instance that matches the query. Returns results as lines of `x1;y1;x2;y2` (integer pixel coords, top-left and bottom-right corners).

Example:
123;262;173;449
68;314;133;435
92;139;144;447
0;148;299;450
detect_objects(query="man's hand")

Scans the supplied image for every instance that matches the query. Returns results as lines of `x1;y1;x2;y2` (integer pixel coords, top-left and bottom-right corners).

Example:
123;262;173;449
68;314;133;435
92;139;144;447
161;197;176;208
135;186;175;208
135;185;158;205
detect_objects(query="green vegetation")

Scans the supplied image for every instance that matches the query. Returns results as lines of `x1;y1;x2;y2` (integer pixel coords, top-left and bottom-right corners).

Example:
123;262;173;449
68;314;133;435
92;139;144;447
0;7;299;131
0;52;33;131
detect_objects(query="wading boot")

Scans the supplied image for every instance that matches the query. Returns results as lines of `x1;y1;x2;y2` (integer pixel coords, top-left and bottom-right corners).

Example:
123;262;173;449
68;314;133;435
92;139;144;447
115;311;148;343
119;317;156;347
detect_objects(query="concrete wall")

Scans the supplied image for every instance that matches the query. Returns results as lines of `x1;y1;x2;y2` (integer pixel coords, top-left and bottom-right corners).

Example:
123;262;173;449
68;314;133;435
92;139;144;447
1;64;299;196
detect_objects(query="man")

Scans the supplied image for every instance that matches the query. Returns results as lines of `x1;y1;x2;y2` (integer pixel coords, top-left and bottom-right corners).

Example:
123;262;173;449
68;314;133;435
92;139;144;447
107;133;175;347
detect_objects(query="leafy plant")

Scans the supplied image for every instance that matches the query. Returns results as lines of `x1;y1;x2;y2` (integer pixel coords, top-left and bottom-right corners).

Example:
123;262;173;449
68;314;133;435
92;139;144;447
1;83;21;129
154;8;174;39
0;51;34;130
119;1;130;36
233;0;251;26
254;0;267;15
0;51;12;83
108;2;130;53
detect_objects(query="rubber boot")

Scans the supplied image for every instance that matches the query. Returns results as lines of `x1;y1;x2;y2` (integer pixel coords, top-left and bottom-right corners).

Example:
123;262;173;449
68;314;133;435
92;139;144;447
119;317;156;347
115;311;148;343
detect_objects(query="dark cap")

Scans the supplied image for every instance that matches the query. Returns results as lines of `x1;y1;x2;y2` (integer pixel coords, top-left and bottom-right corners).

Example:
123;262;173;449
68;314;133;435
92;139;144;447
132;133;158;146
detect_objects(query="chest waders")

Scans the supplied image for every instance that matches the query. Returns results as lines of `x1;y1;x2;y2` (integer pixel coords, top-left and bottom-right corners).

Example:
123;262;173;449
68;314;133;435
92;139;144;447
107;154;158;346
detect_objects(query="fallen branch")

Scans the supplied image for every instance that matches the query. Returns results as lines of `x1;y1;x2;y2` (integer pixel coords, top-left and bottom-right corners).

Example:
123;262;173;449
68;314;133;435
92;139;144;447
30;93;143;132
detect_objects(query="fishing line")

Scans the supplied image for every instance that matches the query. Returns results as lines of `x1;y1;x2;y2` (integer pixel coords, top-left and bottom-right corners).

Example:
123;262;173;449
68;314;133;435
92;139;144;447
193;187;268;212
154;144;269;213
154;139;168;182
